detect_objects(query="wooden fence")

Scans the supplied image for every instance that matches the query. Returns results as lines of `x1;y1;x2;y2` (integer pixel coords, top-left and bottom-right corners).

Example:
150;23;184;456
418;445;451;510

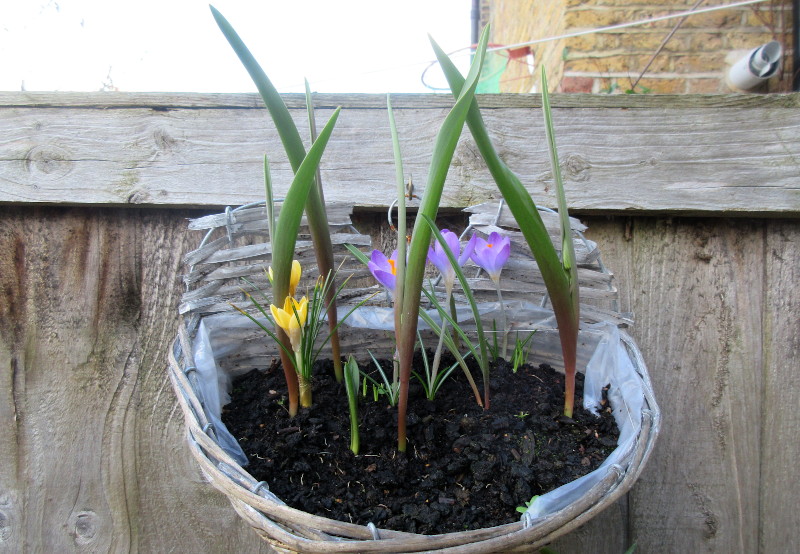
1;92;798;553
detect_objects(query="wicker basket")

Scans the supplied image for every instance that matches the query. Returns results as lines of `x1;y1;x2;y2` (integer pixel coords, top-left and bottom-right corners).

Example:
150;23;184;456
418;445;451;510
168;201;660;553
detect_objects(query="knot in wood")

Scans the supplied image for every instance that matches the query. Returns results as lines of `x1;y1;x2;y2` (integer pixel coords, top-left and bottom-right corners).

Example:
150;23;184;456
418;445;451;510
152;126;178;153
71;511;98;545
24;144;73;180
562;153;590;182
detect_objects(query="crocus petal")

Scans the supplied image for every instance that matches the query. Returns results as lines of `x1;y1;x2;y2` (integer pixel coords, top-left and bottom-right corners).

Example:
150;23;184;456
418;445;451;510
292;296;308;328
289;260;302;297
428;229;474;285
268;260;302;298
368;249;397;292
270;302;287;329
458;233;478;266
271;295;307;352
471;232;511;282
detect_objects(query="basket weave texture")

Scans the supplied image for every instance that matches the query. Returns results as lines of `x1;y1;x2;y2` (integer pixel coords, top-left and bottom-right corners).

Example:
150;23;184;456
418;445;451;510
168;202;660;553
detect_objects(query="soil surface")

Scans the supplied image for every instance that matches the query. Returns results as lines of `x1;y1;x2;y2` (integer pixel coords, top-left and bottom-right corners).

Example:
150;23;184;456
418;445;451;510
222;354;619;535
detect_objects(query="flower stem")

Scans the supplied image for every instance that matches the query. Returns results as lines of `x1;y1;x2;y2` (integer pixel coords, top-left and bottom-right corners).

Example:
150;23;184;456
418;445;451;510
494;279;508;359
429;287;452;385
295;353;312;408
278;335;299;417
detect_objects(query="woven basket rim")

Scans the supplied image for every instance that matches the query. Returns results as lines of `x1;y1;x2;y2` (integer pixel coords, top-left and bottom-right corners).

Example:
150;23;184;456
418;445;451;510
168;320;660;553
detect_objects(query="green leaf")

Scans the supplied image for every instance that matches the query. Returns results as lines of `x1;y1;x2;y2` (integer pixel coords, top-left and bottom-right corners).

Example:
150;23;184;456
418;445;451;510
210;5;305;168
211;4;342;379
541;68;577;283
431;36;581;417
387;94;407;329
264;155;275;243
430;37;566;300
344;243;370;266
271;107;341;302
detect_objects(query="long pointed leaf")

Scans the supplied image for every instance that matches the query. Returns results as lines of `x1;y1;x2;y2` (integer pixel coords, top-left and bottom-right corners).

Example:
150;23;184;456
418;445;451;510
432;37;580;415
394;24;491;451
211;5;342;380
541;68;580;416
271;108;341;298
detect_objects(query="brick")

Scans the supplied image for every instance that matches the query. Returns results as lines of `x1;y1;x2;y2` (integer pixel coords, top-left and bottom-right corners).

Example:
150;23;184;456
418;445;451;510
681;9;745;28
672;53;728;73
565;58;611;73
634;77;687;94
616;31;683;52
744;8;789;28
725;33;777;50
560;76;594;92
566;53;671;74
565;8;626;28
688;32;725;52
564;34;623;54
686;78;726;93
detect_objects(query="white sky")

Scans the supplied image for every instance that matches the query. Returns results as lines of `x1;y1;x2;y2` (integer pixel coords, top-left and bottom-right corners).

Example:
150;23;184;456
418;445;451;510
1;0;473;93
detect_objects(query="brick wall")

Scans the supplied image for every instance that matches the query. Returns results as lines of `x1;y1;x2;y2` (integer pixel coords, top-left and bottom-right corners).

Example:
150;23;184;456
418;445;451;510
480;0;794;93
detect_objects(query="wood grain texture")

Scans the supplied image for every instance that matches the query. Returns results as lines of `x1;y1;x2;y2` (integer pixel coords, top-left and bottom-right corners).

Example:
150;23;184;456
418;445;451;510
759;220;800;554
1;92;799;215
583;216;776;553
0;207;272;553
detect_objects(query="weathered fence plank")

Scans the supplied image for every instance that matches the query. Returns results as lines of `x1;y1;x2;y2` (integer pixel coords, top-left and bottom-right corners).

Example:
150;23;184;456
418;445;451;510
584;217;778;553
0;207;271;553
759;220;800;554
1;92;799;215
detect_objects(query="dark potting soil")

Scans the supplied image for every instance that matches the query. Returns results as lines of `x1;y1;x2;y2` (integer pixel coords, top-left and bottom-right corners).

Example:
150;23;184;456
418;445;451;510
222;354;619;535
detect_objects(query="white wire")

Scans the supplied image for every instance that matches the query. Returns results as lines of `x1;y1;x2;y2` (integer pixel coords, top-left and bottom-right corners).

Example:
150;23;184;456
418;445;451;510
486;0;770;54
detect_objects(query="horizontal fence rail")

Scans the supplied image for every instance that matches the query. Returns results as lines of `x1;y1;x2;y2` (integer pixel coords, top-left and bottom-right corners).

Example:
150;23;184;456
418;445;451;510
2;92;799;215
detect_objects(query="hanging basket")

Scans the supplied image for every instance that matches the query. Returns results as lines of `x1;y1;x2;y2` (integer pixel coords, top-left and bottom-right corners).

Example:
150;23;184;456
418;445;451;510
168;201;660;553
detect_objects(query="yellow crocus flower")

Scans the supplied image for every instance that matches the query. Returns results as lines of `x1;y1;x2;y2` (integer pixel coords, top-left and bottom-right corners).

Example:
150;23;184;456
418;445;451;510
268;260;302;298
270;295;308;352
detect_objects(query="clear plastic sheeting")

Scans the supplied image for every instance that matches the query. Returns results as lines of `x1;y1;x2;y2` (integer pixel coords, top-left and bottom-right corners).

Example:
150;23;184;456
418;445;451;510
193;320;248;466
524;323;652;520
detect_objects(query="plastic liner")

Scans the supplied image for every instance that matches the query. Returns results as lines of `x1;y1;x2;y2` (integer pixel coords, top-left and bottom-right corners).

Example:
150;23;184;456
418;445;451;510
191;301;650;517
524;322;647;520
193;320;248;466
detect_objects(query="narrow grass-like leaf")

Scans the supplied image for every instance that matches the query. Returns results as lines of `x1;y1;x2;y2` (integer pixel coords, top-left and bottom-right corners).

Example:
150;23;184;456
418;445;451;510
387;94;407;340
344;243;371;265
417;293;482;408
230;300;295;363
302;79;346;378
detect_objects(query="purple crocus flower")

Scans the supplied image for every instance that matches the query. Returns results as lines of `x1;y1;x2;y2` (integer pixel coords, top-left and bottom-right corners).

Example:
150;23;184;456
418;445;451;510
368;249;399;292
471;231;510;283
427;230;477;291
